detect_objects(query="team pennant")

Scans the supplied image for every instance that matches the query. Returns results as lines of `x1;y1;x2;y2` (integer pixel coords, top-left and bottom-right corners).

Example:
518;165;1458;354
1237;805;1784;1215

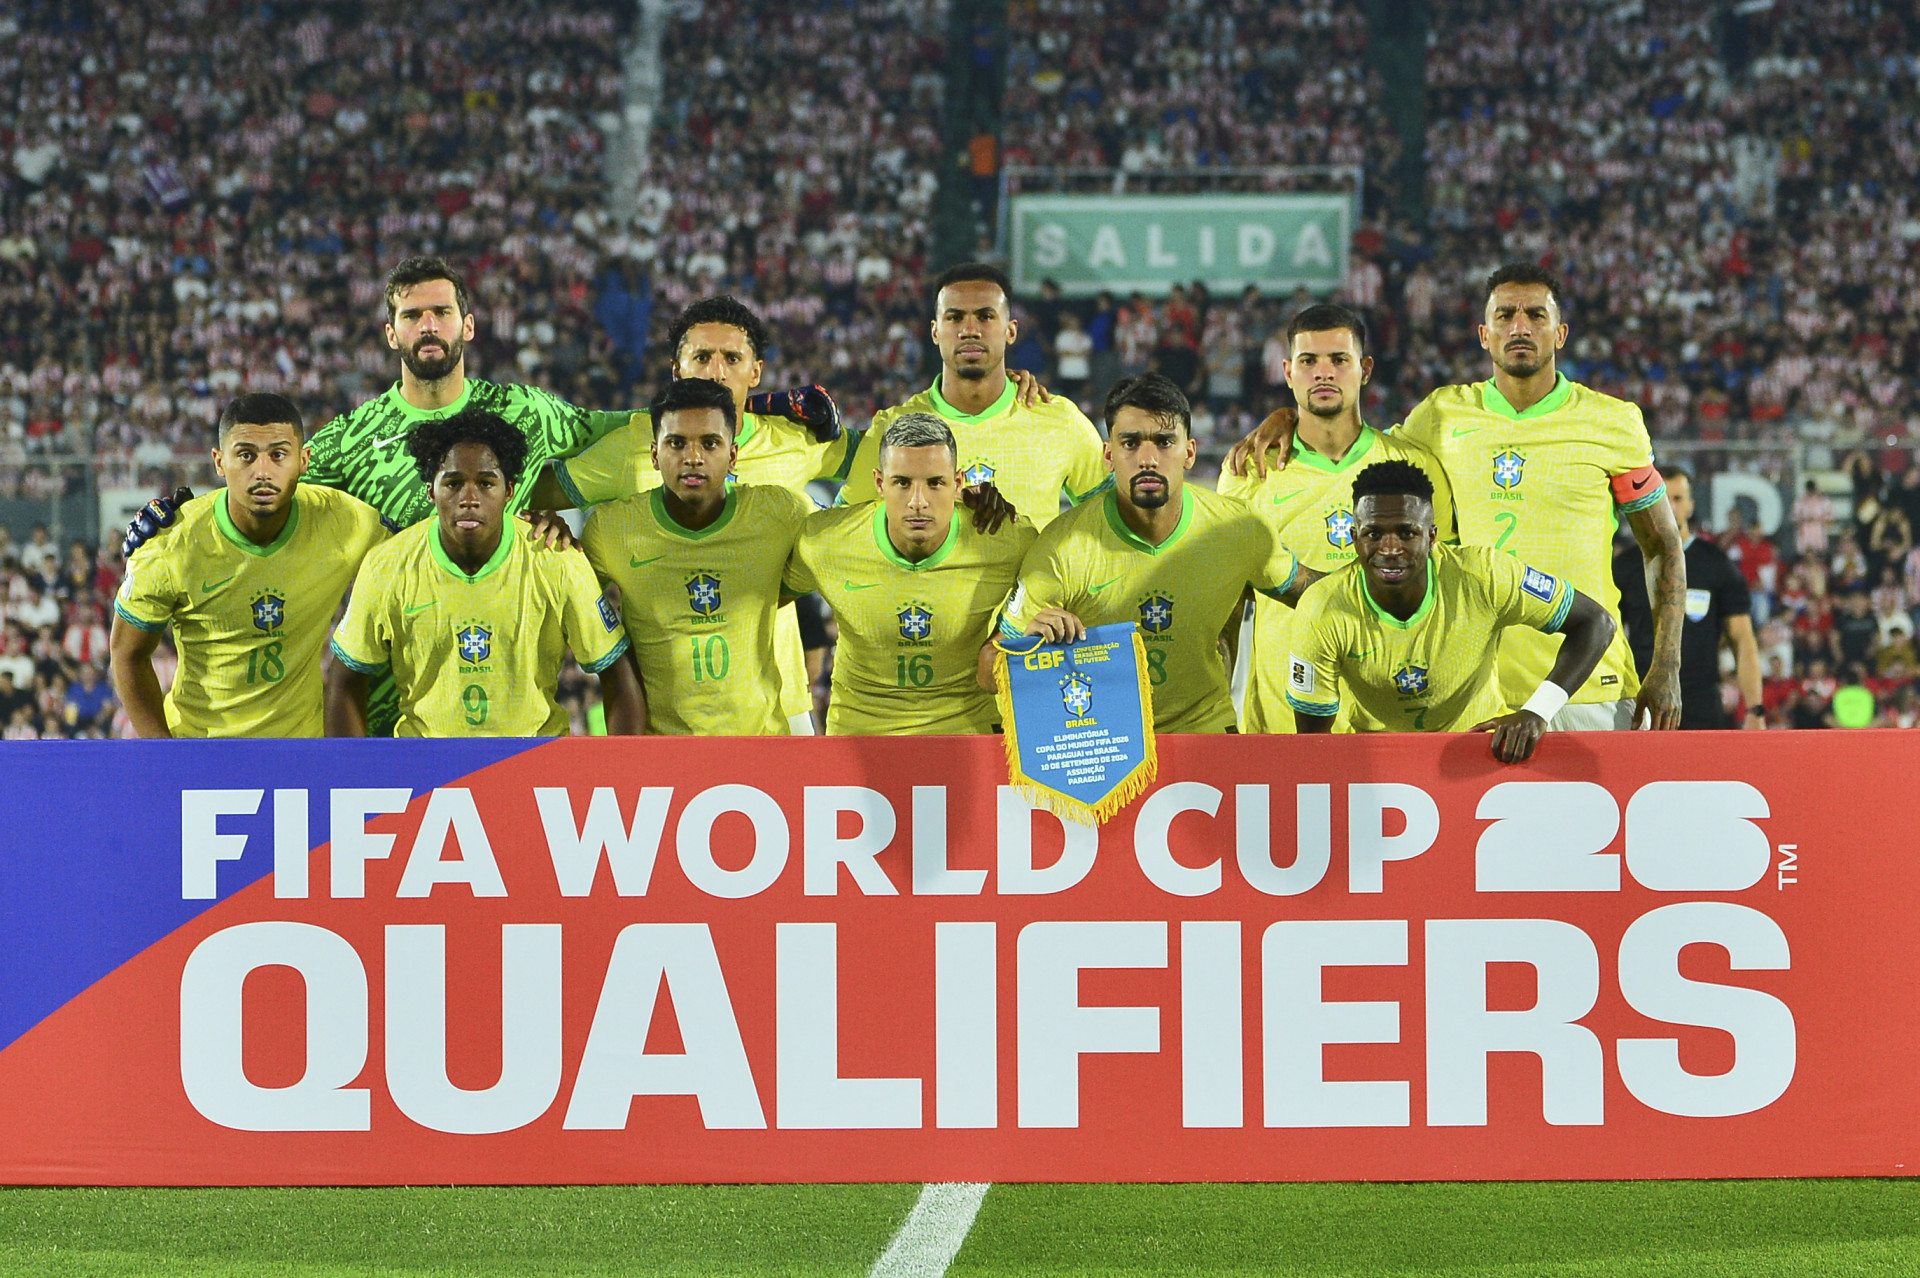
992;621;1157;826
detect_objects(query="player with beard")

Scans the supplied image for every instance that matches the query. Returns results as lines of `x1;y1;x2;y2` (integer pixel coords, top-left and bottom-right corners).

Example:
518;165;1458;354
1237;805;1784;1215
998;373;1321;733
1224;263;1686;731
1218;303;1455;732
110;393;387;737
1288;461;1616;763
843;262;1110;529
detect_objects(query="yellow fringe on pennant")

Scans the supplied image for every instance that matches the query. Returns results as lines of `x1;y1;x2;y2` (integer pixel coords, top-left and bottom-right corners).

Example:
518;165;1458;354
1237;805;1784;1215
991;631;1158;826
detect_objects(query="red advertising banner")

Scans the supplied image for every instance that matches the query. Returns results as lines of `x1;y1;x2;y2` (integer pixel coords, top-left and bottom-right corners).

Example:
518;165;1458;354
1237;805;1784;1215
0;731;1914;1185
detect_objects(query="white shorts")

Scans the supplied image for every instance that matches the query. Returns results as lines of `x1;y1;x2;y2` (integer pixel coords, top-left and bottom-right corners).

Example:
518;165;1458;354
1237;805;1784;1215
1549;699;1643;731
788;711;818;736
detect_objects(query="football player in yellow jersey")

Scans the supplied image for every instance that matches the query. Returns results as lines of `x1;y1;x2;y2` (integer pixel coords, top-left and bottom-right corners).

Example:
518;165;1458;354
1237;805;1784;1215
110;393;389;737
845;262;1110;529
999;373;1321;734
786;413;1036;735
1218;303;1455;733
1226;263;1686;731
1289;461;1616;762
582;378;812;735
326;409;645;737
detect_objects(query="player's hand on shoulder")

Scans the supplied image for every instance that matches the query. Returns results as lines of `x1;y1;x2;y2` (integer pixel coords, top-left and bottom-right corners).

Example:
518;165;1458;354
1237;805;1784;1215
1008;368;1053;407
1471;710;1549;764
520;509;581;551
746;384;842;442
122;486;193;559
1225;407;1298;479
961;482;1017;533
1027;608;1086;644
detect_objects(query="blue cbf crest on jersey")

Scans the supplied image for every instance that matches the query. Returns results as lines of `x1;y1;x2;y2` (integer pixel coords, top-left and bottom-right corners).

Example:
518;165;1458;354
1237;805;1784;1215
1493;449;1526;489
250;592;285;632
457;624;493;665
1393;664;1429;695
961;460;996;486
1522;566;1558;602
898;602;933;641
1325;509;1356;548
1139;593;1174;633
686;573;722;616
1061;670;1094;717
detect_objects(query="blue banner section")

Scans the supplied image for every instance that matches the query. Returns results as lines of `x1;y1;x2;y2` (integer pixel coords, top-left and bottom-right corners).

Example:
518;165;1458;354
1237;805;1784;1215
0;739;534;1054
995;621;1157;823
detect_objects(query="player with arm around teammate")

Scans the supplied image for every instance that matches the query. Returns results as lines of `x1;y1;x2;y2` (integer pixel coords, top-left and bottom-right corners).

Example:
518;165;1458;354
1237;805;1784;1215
1288;461;1615;763
110;392;388;737
786;413;1036;735
580;377;813;735
325;408;645;737
995;373;1322;733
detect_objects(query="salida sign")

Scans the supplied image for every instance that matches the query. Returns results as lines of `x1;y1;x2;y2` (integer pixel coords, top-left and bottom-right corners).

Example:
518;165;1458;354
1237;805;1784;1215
0;733;1912;1185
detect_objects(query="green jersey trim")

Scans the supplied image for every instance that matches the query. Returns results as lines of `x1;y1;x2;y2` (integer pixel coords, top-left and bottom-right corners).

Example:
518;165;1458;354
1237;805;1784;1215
579;634;632;675
1068;473;1117;504
871;501;960;571
734;410;763;450
214;492;302;557
428;523;514;583
1361;559;1437;630
831;428;863;482
928;376;1017;425
1480;373;1573;420
113;599;166;633
649;485;740;540
553;459;591;511
380;380;475;422
1102;487;1193;556
1288;424;1378;474
1287;693;1340;717
329;636;389;675
1544;582;1575;634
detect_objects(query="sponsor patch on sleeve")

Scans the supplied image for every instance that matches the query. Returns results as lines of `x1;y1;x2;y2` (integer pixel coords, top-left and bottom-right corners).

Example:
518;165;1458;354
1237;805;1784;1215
1289;655;1316;695
1522;566;1557;602
598;594;621;632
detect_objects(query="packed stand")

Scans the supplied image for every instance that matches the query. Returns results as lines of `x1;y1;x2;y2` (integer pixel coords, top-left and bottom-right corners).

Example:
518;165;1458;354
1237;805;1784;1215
0;522;124;738
625;0;949;424
0;0;633;509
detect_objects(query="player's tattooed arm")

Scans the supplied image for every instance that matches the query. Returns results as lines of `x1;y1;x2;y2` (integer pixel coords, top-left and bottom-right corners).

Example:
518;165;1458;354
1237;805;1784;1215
108;614;172;738
597;651;647;735
1473;589;1617;762
1008;368;1053;408
1627;495;1687;730
325;661;371;737
1224;407;1299;479
1271;562;1325;608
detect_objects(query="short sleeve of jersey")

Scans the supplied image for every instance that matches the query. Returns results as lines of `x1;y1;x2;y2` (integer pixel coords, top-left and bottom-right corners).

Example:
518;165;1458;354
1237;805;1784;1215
1246;516;1303;600
999;540;1070;639
1416;442;1460;543
1600;401;1655;478
1482;548;1574;635
782;522;823;597
1394;392;1442;452
114;538;181;632
550;548;630;675
553;422;643;509
1284;581;1344;717
837;423;886;507
1062;407;1111;502
330;549;395;673
331;489;392;566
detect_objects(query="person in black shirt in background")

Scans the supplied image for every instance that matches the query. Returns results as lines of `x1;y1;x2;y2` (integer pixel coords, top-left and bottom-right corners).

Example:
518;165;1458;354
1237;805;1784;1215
1616;468;1763;729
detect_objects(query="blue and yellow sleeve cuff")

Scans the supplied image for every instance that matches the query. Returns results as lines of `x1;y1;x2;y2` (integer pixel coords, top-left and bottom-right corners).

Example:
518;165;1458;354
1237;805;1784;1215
553;460;590;512
113;600;167;634
1544;586;1575;634
580;635;631;675
328;637;388;675
1286;693;1339;717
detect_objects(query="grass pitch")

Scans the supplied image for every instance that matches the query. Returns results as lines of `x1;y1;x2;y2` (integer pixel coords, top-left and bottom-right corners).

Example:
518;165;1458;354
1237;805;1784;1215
0;1180;1916;1276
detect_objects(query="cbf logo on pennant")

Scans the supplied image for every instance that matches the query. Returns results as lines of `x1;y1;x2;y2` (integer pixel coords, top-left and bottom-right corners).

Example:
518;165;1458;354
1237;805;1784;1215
991;620;1156;825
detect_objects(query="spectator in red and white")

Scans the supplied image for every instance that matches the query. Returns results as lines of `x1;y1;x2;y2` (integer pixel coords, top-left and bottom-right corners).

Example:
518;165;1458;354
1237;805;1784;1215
1791;479;1833;557
1721;507;1779;625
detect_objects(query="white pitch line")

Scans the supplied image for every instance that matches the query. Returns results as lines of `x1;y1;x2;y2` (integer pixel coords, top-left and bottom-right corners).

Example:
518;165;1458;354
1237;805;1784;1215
867;1181;992;1278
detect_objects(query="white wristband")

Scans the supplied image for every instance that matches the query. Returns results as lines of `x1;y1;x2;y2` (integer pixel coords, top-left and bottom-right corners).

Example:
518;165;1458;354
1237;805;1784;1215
1520;682;1570;725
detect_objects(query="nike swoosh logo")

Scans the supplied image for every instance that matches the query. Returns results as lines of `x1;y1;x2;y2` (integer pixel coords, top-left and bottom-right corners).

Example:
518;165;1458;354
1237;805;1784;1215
1347;650;1375;660
374;434;409;449
1450;427;1482;438
201;573;237;593
404;601;438;615
1630;475;1653;491
1270;492;1303;505
630;554;665;568
1089;576;1123;594
844;581;879;591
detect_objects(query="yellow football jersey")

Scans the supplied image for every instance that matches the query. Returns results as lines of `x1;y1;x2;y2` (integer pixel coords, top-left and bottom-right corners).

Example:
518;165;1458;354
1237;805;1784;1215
1218;425;1456;733
1001;487;1300;734
114;486;387;738
1397;375;1658;708
846;379;1110;528
553;409;846;722
582;484;812;736
331;522;628;737
785;504;1037;735
1285;543;1574;732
